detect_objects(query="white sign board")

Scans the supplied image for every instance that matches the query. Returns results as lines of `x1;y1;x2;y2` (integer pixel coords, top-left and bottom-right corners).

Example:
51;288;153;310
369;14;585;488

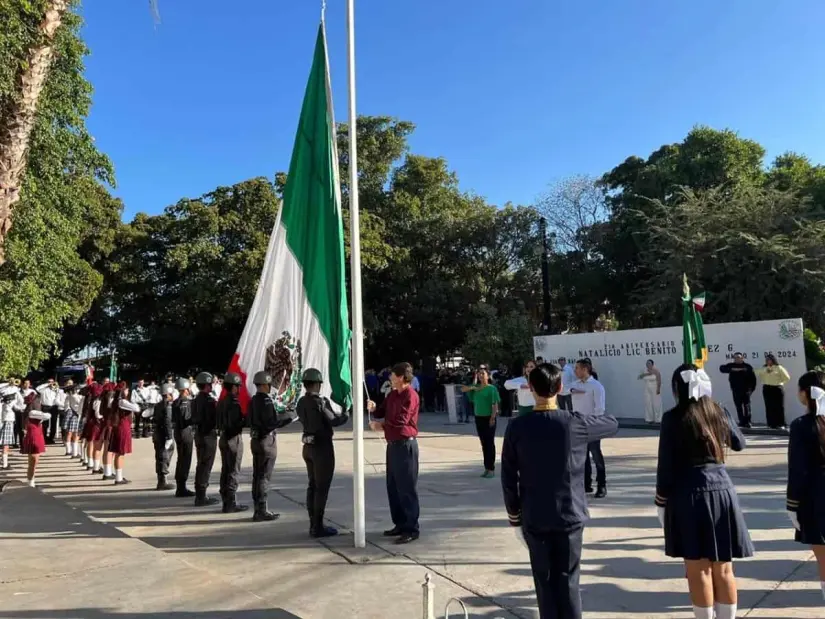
534;318;806;425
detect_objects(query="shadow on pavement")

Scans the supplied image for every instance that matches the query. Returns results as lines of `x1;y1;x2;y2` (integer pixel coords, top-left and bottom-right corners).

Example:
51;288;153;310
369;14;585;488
0;611;301;619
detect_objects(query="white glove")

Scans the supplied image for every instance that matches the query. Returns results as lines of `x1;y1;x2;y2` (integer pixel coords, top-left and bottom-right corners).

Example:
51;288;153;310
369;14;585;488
657;506;665;528
788;510;801;531
141;409;153;418
164;439;174;451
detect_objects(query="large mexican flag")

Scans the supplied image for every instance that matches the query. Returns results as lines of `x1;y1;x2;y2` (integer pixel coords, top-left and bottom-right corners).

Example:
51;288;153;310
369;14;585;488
227;23;352;414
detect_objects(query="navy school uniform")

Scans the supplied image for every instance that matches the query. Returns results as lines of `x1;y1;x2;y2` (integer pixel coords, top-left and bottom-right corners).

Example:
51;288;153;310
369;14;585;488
655;405;754;561
786;413;825;545
502;406;619;619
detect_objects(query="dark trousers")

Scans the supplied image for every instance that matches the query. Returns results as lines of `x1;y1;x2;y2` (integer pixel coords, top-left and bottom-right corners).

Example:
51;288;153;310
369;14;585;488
44;405;60;442
584;441;606;489
732;390;752;426
134;407;152;437
557;395;573;412
475;415;497;471
251;433;277;509
386;439;420;534
194;431;217;494
153;437;174;476
174;427;194;488
13;411;24;446
303;440;335;530
219;433;243;502
763;385;785;428
524;526;584;619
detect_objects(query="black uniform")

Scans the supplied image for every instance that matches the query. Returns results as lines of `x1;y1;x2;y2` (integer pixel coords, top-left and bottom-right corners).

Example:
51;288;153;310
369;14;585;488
502;407;619;619
249;391;296;517
720;362;757;427
656;405;753;561
172;395;195;495
217;392;246;509
297;393;349;533
787;412;825;545
191;390;219;504
152;397;175;488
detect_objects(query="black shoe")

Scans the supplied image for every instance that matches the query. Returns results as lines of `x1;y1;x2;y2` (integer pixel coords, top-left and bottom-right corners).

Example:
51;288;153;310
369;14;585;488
383;527;403;537
194;496;219;507
102;474;115;481
311;526;339;538
114;478;131;485
175;487;196;498
585;486;594;494
222;502;250;514
594;487;607;499
253;511;280;522
395;531;419;544
92;468;103;474
156;481;175;491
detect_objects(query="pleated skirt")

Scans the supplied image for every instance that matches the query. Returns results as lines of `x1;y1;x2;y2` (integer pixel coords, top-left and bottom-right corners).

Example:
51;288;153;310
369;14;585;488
663;464;754;562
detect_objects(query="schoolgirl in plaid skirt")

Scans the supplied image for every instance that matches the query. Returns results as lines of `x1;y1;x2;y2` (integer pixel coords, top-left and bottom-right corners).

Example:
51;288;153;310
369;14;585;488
0;382;20;469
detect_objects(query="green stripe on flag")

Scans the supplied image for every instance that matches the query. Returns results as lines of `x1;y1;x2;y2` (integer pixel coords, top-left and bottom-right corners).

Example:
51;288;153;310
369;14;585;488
280;24;353;409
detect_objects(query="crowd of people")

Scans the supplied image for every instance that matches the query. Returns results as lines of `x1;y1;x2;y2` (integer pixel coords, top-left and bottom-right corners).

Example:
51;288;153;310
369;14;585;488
2;352;824;619
0;368;349;536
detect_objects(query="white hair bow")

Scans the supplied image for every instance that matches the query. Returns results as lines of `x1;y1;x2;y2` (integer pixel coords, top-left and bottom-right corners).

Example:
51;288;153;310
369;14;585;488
680;369;713;401
810;386;825;417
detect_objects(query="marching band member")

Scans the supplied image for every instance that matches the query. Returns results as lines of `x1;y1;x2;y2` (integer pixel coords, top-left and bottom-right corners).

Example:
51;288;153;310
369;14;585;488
61;380;83;457
81;382;103;470
15;379;35;447
109;382;139;485
1;382;19;470
36;378;60;445
21;392;51;487
97;382;117;478
786;370;825;603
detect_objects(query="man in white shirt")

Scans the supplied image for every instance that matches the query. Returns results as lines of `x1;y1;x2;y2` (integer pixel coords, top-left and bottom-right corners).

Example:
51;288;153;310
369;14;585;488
570;359;608;498
37;378;61;444
557;357;576;412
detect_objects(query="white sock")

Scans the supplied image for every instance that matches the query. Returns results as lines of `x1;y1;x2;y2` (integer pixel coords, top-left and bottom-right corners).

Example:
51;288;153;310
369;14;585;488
65;443;72;455
115;469;123;482
2;453;7;468
715;602;737;618
821;581;825;600
105;463;112;476
73;442;80;456
693;607;714;619
27;478;35;488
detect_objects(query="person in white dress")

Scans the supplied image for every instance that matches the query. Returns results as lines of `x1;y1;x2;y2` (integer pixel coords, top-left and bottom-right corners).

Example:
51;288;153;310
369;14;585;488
638;359;663;424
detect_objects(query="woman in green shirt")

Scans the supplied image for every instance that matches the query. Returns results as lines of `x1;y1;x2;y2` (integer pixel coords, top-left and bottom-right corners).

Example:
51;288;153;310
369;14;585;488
462;369;500;478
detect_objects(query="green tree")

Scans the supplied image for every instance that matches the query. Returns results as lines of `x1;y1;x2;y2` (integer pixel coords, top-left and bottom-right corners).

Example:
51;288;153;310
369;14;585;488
0;1;118;376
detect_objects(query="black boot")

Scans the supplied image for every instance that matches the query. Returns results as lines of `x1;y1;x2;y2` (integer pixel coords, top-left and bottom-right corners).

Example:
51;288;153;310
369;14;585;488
222;493;249;514
156;475;174;491
252;503;280;522
311;525;338;538
194;489;219;507
175;484;196;498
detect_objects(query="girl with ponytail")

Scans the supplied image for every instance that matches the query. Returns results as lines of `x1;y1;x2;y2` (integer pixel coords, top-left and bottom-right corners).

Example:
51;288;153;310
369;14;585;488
655;363;753;619
787;370;825;602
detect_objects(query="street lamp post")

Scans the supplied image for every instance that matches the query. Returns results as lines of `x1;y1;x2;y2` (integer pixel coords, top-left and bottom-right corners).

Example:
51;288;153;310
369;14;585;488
539;217;551;334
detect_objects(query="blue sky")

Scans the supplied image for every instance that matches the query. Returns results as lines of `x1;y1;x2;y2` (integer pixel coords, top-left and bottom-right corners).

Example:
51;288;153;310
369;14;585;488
80;0;825;221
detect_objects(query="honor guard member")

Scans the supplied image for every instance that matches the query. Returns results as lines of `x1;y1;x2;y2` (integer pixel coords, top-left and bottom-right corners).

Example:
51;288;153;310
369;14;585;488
297;368;350;537
216;372;248;514
152;383;176;490
172;378;196;497
249;371;296;522
191;372;220;507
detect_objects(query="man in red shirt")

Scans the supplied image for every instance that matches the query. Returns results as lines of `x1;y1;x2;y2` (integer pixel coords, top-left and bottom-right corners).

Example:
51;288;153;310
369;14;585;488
367;362;420;544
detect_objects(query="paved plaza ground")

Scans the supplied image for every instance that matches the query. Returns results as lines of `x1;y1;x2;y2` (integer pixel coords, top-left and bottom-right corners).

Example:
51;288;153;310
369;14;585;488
0;414;822;618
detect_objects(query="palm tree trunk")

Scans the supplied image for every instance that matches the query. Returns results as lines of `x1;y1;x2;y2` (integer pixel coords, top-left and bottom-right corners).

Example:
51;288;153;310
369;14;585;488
0;0;70;265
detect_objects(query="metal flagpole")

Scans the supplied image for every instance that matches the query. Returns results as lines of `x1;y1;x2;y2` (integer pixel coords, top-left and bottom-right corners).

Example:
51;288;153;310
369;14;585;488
346;0;367;549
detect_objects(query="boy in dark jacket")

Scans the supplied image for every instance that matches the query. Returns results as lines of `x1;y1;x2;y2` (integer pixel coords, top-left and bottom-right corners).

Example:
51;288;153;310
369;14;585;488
501;363;619;619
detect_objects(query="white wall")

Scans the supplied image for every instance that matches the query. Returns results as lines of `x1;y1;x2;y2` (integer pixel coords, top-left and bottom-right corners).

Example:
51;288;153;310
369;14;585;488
534;318;807;424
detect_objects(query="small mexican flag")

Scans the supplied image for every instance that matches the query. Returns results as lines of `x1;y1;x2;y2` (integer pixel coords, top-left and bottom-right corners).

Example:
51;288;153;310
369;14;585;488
227;22;352;413
682;275;708;368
